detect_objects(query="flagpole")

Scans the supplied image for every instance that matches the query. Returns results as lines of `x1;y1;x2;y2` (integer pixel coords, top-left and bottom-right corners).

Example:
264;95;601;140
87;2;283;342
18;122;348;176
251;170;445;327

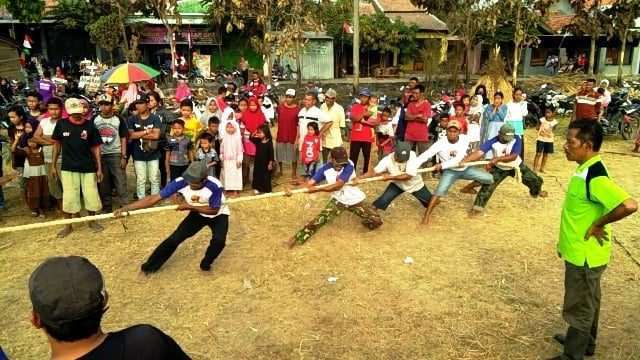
352;0;360;91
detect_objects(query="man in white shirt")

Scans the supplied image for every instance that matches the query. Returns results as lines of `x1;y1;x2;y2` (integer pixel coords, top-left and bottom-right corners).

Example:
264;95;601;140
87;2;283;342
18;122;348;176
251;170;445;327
408;120;493;225
358;141;432;212
285;147;382;248
320;88;345;162
296;91;328;151
33;97;64;209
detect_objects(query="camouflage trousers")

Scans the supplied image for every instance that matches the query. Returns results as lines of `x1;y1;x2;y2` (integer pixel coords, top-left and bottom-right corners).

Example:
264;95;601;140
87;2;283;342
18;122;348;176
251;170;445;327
473;163;543;210
294;198;383;245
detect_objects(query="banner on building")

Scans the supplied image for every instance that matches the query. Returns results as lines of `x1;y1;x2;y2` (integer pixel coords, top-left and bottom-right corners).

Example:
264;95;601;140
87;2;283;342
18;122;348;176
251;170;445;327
140;26;218;45
193;54;211;76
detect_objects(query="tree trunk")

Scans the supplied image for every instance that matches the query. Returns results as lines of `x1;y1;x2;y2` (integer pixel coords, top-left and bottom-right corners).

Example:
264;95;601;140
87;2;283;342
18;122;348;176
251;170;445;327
109;51;114;66
588;36;596;75
295;37;302;87
617;30;628;86
114;4;130;62
464;38;472;86
168;25;177;77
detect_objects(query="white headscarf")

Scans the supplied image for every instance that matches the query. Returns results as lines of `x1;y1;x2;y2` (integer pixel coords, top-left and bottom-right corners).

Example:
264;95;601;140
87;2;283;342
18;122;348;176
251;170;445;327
469;95;485;116
220;120;243;161
201;97;223;127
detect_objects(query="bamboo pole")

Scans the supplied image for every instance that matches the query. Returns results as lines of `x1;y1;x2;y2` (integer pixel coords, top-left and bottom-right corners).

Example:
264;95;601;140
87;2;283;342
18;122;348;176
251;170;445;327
0;161;495;234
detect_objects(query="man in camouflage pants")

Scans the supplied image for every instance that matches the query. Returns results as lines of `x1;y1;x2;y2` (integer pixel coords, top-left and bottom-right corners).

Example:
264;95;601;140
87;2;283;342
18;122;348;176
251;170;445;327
463;123;547;214
285;147;382;248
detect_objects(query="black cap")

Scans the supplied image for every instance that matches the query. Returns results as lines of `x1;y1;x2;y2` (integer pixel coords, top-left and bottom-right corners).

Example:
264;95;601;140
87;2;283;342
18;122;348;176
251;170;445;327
133;93;149;105
330;147;349;165
29;256;105;327
394;141;412;162
182;161;209;183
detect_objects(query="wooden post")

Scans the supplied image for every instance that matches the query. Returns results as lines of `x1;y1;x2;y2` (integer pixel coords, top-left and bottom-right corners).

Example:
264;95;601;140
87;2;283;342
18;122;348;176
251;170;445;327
353;0;360;91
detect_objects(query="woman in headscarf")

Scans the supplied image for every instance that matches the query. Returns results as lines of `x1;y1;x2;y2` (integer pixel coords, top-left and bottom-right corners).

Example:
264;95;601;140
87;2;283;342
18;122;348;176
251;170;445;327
220;119;243;195
200;97;223;128
239;97;266;186
119;82;139;109
175;79;192;103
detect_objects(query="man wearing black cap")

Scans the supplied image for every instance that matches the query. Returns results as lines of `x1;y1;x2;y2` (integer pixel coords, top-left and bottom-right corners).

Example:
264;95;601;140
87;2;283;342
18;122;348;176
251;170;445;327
29;256;189;359
285;146;382;248
94;94;128;213
357;141;432;212
115;161;229;274
128;94;162;200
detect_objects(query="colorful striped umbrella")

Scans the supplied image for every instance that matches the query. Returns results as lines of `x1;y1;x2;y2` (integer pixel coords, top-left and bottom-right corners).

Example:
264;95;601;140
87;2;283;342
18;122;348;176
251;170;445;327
101;62;160;84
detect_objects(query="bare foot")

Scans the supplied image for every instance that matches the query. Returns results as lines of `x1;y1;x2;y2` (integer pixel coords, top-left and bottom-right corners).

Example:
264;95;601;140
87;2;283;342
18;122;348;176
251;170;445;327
469;208;483;217
88;221;104;233
460;187;477;195
57;225;73;238
537;190;548;198
283;237;297;249
539;168;546;173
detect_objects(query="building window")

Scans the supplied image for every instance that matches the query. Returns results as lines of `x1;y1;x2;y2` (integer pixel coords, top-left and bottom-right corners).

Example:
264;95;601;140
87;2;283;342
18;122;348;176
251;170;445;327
606;46;632;66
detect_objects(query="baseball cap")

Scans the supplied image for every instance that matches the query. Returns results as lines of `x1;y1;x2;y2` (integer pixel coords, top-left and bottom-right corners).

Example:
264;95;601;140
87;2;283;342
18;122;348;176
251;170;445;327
97;94;113;105
182;161;209;183
447;119;462;130
358;88;371;97
64;98;83;115
394;141;412;162
499;123;516;141
285;88;296;97
133;93;149;105
330;147;349;165
29;256;106;327
325;88;337;98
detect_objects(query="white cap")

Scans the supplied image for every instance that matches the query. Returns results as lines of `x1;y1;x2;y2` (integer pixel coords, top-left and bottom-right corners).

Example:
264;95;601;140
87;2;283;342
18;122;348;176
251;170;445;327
285;88;296;97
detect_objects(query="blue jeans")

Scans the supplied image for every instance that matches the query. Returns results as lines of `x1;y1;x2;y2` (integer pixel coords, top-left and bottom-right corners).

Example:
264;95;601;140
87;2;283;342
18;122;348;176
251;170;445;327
373;183;432;210
434;167;494;196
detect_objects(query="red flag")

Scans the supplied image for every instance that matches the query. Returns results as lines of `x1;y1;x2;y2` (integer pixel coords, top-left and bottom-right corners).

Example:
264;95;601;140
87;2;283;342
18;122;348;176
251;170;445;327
342;21;353;34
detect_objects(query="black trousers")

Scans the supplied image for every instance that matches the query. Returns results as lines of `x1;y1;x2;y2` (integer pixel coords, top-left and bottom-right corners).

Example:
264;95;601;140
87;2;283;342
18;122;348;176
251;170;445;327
349;141;372;174
170;164;189;182
561;261;606;359
142;212;229;272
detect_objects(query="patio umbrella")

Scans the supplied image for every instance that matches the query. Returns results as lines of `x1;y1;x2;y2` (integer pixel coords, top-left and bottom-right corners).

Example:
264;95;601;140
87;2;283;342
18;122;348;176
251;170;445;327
101;62;160;84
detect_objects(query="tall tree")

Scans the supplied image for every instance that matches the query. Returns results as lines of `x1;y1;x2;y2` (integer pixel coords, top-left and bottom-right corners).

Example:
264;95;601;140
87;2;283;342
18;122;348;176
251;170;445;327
0;0;45;23
87;14;122;64
566;0;610;75
144;0;181;74
412;0;486;85
606;0;640;85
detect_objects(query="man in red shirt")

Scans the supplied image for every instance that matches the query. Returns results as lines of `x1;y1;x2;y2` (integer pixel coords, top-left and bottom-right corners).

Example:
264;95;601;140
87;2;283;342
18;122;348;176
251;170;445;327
573;78;602;122
404;84;432;156
349;88;378;174
275;89;300;179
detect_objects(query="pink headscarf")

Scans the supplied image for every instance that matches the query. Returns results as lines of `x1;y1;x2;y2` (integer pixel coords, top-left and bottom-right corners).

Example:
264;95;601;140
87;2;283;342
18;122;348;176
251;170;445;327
175;80;192;102
221;120;243;162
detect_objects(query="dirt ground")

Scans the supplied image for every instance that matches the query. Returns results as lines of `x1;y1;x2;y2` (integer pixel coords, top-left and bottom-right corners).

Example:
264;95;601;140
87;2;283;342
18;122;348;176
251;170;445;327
1;125;639;360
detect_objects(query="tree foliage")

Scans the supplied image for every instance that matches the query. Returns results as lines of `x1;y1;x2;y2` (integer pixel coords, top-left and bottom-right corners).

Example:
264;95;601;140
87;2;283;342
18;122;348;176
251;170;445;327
87;13;122;63
0;0;45;23
566;0;611;74
605;0;640;84
359;13;418;58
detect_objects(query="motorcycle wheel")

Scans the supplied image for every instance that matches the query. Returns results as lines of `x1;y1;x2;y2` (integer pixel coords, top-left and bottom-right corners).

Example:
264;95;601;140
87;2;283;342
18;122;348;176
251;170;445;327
620;121;633;140
192;77;205;86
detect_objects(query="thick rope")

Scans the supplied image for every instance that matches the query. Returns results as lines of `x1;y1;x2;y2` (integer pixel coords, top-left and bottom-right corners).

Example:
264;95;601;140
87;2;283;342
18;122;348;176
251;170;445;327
0;161;495;234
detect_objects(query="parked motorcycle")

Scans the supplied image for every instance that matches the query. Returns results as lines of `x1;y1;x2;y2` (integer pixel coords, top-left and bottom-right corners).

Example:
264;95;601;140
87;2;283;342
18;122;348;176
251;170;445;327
602;89;638;139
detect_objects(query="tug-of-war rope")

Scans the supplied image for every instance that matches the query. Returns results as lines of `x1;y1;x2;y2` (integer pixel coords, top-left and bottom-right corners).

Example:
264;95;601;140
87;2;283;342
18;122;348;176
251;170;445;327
0;161;497;234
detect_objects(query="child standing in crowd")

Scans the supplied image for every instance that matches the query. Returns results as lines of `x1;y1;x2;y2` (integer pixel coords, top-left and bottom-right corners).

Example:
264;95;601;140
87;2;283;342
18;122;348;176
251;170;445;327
205;117;222;177
251;124;274;194
178;99;203;143
376;107;395;161
165;120;194;181
300;122;321;178
467;112;481;151
220;120;243;195
451;102;469;134
196;132;219;178
533;107;558;173
23;139;49;217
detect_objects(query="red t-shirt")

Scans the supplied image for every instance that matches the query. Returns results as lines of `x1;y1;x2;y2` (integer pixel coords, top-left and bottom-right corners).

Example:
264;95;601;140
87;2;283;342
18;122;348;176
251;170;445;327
300;134;320;164
276;104;300;143
451;115;469;134
405;100;432;142
350;103;375;143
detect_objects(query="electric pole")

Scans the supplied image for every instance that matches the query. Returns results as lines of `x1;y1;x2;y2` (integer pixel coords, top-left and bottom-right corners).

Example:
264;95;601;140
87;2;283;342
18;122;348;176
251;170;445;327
352;0;360;91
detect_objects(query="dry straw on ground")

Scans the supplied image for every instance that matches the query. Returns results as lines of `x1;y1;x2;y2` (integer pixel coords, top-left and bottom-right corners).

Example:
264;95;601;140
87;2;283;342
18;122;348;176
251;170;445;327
1;126;639;359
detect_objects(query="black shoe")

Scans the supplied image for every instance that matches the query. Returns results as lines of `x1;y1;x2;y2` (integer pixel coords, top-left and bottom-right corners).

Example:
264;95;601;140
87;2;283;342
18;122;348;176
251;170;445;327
140;263;157;275
199;261;212;271
553;334;595;356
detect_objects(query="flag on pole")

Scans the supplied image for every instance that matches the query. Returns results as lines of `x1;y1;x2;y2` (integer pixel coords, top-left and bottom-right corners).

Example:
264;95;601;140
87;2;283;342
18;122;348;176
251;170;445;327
23;35;32;49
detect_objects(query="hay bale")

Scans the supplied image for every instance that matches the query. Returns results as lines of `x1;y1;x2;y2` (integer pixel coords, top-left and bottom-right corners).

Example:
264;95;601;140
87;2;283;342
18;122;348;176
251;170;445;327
471;75;514;103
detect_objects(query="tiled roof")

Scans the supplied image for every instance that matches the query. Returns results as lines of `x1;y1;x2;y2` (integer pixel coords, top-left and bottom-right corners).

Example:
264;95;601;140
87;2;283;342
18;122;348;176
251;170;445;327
367;0;447;31
547;13;575;32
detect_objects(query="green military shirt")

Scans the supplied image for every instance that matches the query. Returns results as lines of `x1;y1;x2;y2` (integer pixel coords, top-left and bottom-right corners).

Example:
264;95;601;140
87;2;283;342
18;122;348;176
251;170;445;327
559;155;630;268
